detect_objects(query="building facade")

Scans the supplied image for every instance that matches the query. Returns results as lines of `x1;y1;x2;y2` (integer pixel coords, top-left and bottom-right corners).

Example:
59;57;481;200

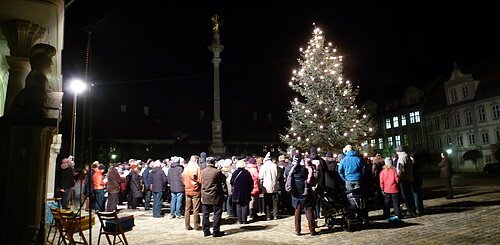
424;65;500;172
368;87;426;157
369;63;500;172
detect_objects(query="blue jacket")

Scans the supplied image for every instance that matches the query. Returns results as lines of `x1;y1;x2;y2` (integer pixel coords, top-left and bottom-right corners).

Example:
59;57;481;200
142;166;152;190
339;150;362;182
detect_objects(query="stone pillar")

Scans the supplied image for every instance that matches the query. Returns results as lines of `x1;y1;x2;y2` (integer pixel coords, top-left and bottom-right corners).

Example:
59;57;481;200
0;42;61;244
0;19;47;113
0;119;58;244
208;32;226;155
47;134;62;198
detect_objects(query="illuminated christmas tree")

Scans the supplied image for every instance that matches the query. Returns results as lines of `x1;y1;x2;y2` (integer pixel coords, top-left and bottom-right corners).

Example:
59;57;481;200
281;24;374;152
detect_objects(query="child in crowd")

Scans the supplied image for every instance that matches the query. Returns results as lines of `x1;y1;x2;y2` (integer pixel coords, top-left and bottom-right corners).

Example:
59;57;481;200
379;157;403;223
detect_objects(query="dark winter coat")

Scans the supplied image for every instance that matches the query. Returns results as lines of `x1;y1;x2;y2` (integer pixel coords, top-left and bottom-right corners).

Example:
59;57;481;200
201;165;227;205
230;168;253;205
126;171;143;198
167;161;185;193
107;167;122;194
317;157;339;192
290;164;314;208
439;156;453;178
142;166;152;191
149;167;167;193
291;164;309;197
58;166;75;189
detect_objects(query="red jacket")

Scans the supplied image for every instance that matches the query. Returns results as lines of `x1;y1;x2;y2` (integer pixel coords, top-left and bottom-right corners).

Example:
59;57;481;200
379;167;399;194
246;163;260;195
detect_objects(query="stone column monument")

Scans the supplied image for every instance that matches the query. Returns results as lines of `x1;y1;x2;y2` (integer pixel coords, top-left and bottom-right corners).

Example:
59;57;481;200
207;14;226;155
0;43;63;244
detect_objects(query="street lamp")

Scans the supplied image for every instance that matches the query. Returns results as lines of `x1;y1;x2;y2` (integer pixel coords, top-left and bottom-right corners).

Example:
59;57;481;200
446;148;453;155
69;78;87;158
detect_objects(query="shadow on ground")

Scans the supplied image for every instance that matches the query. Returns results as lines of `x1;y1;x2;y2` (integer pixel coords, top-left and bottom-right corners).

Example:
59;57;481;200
318;221;419;233
223;224;276;236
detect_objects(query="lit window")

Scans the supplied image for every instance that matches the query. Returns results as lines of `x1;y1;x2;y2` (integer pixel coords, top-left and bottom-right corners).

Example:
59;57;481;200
492;104;500;119
378;138;383;149
478;107;486;122
385;118;391;129
447;137;452;146
457;135;463;146
468;134;475;145
395;135;401;147
401;115;407;126
462;86;469;99
409;111;420;124
393;116;399;128
370;139;376;147
465;111;473;124
388;137;393;146
482;132;490;144
410;112;416;124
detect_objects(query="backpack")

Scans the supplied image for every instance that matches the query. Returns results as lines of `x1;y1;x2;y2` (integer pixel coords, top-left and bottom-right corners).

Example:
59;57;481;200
285;165;296;192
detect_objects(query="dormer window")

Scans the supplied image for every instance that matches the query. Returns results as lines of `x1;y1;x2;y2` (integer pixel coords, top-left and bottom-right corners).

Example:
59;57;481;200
450;88;458;102
462;86;469;99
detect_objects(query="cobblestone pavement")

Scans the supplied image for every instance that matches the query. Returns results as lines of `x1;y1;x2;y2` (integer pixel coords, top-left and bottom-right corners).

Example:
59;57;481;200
62;175;500;244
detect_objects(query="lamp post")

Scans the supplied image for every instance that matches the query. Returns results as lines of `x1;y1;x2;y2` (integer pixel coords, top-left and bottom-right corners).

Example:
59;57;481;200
69;78;87;159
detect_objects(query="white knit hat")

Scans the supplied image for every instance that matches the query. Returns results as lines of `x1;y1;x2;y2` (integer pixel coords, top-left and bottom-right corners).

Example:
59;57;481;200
384;157;392;167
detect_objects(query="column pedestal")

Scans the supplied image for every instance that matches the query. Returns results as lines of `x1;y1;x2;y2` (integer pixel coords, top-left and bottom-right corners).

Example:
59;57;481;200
0;118;58;244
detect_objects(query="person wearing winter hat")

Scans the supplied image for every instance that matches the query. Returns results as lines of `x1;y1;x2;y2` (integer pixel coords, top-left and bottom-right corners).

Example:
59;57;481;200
126;161;142;209
288;152;318;236
148;160;167;217
259;152;279;220
380;157;402;222
231;160;253;224
245;157;260;220
395;145;416;217
106;161;123;212
338;145;363;192
200;156;227;237
58;158;76;209
168;155;185;219
263;152;272;162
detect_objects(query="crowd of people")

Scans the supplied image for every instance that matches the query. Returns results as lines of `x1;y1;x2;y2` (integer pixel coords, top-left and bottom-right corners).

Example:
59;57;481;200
55;145;455;237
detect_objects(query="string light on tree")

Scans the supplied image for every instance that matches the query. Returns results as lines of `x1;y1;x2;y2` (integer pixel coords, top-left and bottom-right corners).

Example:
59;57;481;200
280;24;374;151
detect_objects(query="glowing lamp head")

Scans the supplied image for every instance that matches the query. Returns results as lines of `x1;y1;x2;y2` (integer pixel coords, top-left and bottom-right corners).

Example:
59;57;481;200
70;79;87;94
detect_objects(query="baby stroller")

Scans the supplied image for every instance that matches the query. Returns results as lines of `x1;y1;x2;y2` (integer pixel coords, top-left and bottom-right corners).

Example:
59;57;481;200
321;188;368;231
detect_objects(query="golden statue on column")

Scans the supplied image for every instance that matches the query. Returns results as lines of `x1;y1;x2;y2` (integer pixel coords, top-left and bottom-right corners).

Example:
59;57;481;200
211;14;221;34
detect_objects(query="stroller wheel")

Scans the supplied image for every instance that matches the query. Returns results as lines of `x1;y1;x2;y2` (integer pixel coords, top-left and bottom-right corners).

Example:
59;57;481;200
343;217;354;231
325;217;334;229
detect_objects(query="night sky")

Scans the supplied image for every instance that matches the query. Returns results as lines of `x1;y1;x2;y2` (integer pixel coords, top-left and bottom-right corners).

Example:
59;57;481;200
60;1;500;144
